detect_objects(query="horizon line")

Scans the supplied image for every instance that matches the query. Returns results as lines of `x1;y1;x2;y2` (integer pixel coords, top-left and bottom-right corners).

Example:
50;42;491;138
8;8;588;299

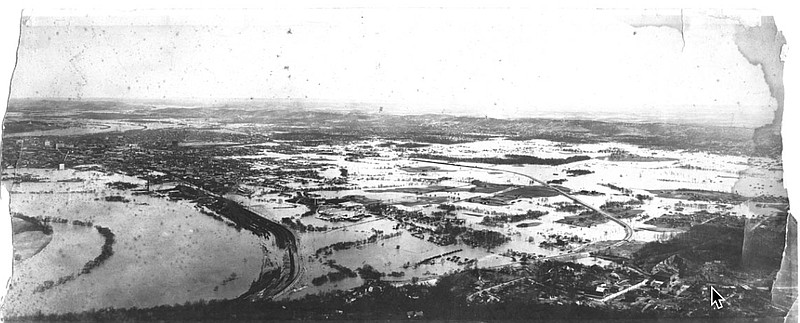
3;97;768;130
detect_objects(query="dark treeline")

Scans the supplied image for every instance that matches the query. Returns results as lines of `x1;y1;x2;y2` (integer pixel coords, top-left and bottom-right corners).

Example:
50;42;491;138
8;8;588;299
10;282;621;321
11;272;761;321
82;226;115;275
632;223;744;272
376;141;430;148
459;229;510;249
33;222;115;293
411;153;591;166
600;183;631;194
566;169;594;176
553;202;585;213
105;181;139;190
314;231;401;257
281;217;328;232
103;195;131;203
11;213;53;235
356;264;385;281
312;260;358;286
479;210;548;227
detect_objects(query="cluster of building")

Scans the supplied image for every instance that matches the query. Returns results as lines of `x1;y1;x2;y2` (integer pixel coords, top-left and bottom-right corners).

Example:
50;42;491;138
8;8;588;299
2;130;351;195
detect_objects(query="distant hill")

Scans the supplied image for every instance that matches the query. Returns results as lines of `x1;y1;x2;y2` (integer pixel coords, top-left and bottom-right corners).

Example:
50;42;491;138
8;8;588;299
4;99;772;157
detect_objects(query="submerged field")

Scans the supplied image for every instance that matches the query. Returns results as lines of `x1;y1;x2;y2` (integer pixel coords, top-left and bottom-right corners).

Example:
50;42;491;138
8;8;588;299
3;169;268;316
0;102;791;320
223;137;787;299
1;123;789;317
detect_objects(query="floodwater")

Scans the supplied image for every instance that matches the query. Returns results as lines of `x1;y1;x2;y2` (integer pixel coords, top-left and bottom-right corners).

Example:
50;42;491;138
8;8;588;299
5;134;784;309
3;169;265;316
227;137;786;299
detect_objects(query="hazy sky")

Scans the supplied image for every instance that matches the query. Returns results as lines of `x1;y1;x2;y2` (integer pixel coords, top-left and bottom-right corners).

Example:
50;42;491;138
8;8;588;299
9;8;779;126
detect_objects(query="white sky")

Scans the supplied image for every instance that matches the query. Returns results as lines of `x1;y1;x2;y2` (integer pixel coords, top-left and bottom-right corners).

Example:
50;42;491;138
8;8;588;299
8;8;779;126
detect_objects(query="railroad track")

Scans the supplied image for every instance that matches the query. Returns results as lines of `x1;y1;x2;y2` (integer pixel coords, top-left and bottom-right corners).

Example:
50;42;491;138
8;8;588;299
411;159;634;244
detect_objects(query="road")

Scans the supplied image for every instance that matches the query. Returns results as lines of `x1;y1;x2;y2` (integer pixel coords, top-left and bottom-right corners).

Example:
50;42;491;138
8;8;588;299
151;173;302;301
600;279;649;302
239;204;302;301
412;159;645;303
466;277;531;302
411;159;635;246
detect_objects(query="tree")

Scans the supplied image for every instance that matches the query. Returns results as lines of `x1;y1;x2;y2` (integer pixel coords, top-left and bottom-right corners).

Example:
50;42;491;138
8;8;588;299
311;275;329;286
356;264;385;281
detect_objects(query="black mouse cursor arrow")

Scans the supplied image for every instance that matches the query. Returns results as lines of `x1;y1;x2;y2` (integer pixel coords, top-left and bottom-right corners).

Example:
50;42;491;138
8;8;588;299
710;286;724;309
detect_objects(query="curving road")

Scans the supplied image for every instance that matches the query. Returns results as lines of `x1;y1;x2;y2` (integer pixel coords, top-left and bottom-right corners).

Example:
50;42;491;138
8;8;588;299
238;204;302;301
411;158;634;246
152;171;302;301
